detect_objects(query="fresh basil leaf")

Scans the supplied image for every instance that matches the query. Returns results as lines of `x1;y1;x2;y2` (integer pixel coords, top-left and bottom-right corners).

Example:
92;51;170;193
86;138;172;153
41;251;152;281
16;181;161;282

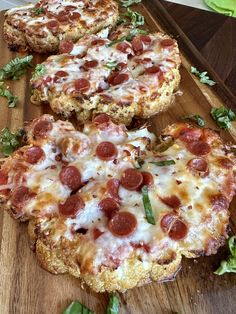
211;106;236;129
182;114;205;127
120;0;141;8
190;66;216;86
108;28;148;46
32;64;47;79
105;61;119;69
214;236;236;275
142;185;155;225
31;7;45;15
150;160;175;167
119;8;145;27
0;82;18;108
63;301;94;314
0;127;23;156
0;55;33;81
106;294;120;314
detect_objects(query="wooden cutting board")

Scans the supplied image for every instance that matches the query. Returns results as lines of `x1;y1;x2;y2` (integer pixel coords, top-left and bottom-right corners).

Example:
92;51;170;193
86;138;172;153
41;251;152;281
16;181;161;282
0;2;236;313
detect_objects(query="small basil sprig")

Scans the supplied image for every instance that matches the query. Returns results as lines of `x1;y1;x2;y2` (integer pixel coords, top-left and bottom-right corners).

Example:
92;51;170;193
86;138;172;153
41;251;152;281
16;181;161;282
106;294;120;314
150;160;175;167
142;185;155;225
0;55;33;81
182;114;205;127
108;28;148;46
211;106;236;129
105;61;119;70
191;66;216;86
63;301;94;314
31;7;45;15
120;0;141;7
214;236;236;275
0;82;18;108
0;127;24;156
134;158;144;169
119;8;145;27
32;64;47;79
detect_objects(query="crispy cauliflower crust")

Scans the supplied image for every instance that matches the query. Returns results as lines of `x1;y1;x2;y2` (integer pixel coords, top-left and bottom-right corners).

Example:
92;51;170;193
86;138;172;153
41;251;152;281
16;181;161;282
0;117;235;292
3;0;118;53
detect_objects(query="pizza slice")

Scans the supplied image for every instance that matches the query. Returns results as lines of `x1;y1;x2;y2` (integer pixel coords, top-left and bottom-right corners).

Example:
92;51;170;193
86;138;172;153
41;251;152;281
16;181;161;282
0;115;235;292
3;0;118;53
30;26;181;125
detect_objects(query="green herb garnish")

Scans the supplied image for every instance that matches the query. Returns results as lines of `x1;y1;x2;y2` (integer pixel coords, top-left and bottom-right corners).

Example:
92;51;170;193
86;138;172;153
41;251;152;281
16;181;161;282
182;114;205;127
63;301;94;314
105;61;119;69
0;82;18;108
214;236;236;275
191;66;216;86
106;294;120;314
0;55;33;81
31;7;45;15
211;106;236;129
108;28;148;46
120;0;141;7
0;127;24;156
142;185;155;225
119;8;145;27
32;64;47;79
150;160;175;167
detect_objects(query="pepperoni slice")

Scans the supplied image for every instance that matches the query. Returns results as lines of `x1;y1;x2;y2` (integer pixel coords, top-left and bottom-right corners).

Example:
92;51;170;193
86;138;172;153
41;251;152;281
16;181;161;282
99;197;120;219
160;195;181;208
55;71;68;77
91;39;105;46
108;73;129;86
179;128;202;143
169;219;188;240
93;113;110;125
141;172;154;187
121;168;143;191
65;5;76;11
11;186;35;209
74;78;90;93
160;213;177;233
70;11;81;20
83;60;98;69
59;166;82;191
160;213;188;240
47;20;59;33
107;178;120;201
140;35;151;45
59;40;74;54
33;119;52;139
211;194;229;212
57;11;69;22
116;42;131;53
59;194;84;218
160;39;175;47
108;212;137;237
93;228;104;240
96;141;117;161
187;158;209;177
131;37;143;53
187;140;211;156
24;146;45;164
145;66;161;74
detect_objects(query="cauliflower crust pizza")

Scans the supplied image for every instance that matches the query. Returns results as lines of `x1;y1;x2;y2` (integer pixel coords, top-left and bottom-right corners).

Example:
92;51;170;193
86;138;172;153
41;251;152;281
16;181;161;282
0;114;235;292
3;0;118;53
30;27;181;125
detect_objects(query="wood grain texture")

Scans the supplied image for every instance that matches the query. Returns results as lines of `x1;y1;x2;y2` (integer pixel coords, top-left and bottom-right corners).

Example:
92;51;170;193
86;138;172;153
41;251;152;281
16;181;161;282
162;0;236;99
0;3;236;314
